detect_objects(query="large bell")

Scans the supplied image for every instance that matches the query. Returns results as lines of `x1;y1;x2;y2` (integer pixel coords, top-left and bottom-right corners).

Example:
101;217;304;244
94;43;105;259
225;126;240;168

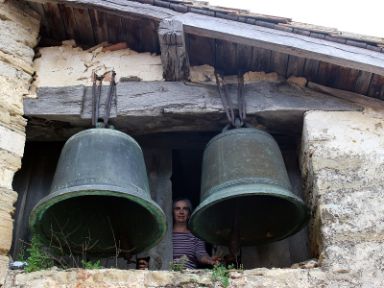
189;128;309;247
29;128;166;256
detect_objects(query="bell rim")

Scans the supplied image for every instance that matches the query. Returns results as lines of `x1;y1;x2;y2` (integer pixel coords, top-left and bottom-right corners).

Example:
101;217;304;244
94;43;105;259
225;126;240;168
205;127;275;150
29;188;167;255
189;183;309;246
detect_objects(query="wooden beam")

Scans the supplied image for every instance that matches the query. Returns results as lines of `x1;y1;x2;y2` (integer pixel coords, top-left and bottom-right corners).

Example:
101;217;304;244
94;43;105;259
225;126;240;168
26;0;179;21
24;81;361;140
308;81;384;115
158;18;190;80
175;13;384;76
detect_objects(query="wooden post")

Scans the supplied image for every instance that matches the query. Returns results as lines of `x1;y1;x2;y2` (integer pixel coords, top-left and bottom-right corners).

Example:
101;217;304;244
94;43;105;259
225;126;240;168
144;149;173;270
158;18;190;81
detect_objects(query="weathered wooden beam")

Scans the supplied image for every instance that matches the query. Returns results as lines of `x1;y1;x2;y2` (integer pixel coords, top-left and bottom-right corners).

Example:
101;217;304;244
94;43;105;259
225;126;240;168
26;0;179;21
308;81;384;115
158;18;190;80
175;13;384;76
24;81;361;141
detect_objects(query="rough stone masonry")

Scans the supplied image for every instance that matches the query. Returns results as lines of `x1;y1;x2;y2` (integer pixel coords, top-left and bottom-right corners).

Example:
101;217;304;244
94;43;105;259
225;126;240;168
0;0;39;284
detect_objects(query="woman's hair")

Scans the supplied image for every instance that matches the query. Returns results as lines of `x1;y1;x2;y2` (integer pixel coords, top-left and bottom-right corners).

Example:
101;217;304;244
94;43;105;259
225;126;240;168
172;197;193;213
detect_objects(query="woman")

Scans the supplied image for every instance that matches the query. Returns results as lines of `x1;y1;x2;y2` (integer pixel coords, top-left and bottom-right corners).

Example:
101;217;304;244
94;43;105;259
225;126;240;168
172;198;219;269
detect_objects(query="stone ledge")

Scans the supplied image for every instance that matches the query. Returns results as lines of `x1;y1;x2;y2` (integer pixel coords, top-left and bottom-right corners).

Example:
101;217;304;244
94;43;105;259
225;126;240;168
6;267;323;288
10;267;382;288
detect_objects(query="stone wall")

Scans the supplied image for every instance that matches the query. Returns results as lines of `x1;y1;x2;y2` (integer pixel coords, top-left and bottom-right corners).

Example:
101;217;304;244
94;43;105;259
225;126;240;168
0;0;39;285
300;111;384;287
4;111;384;287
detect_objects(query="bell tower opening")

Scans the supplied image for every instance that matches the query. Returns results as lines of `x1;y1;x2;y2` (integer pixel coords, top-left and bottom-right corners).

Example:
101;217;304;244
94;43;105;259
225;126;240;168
12;130;311;270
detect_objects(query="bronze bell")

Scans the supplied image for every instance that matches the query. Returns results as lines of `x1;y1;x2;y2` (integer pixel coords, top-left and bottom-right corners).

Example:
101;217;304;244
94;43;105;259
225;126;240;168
189;127;309;247
29;128;166;256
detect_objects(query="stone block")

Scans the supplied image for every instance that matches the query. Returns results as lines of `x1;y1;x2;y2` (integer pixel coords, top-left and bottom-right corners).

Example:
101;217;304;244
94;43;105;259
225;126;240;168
0;19;38;52
243;268;326;288
301;111;384;194
0;61;31;83
0;0;40;36
0;109;26;133
0;166;16;190
13;269;147;288
0;188;17;253
144;270;212;287
0;255;9;286
0;149;22;171
0;75;30;115
322;242;384;287
317;188;384;245
0;124;25;157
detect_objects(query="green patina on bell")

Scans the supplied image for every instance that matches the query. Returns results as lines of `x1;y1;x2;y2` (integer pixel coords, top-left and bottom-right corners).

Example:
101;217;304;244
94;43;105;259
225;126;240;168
29;128;166;256
189;127;309;247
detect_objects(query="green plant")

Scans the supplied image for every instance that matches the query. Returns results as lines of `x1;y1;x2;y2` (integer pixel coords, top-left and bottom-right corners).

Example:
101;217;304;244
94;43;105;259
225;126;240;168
25;235;54;272
211;264;231;288
169;255;189;271
81;259;103;269
15;240;27;261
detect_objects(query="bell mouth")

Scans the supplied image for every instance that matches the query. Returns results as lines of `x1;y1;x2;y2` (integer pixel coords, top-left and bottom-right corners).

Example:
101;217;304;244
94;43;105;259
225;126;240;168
189;183;309;246
30;189;167;256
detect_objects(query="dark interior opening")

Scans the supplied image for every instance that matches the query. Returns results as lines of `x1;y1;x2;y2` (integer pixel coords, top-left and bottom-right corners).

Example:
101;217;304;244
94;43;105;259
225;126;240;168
171;149;204;209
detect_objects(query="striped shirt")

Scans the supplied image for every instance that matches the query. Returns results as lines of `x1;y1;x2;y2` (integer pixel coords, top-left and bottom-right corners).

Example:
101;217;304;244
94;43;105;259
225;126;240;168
173;232;209;269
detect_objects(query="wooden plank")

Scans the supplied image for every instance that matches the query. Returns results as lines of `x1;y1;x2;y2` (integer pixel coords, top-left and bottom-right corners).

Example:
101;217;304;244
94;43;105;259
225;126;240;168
105;13;123;44
303;59;320;82
43;3;66;40
187;34;215;66
333;66;360;91
175;13;384;76
24;81;361;140
59;4;76;40
237;44;254;73
285;55;306;77
88;10;109;43
354;71;373;95
367;74;384;100
315;61;335;87
158;18;190;80
215;40;237;75
72;7;95;46
141;19;160;53
251;47;271;73
316;61;361;91
120;17;141;51
27;0;179;21
270;51;289;77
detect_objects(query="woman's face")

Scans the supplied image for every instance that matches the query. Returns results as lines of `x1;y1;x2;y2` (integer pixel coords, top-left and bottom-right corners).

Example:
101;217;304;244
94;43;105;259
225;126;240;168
173;200;190;224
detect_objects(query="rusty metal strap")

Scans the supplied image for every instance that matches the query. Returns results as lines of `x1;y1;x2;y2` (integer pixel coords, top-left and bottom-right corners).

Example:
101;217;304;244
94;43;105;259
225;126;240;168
214;71;235;126
214;71;246;128
91;70;117;127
